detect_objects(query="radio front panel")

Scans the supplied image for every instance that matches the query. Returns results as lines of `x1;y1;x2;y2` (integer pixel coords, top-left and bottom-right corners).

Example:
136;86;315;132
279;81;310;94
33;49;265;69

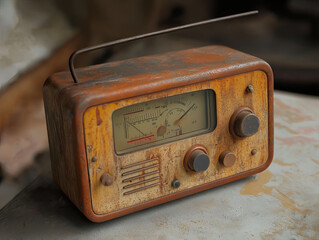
83;70;268;215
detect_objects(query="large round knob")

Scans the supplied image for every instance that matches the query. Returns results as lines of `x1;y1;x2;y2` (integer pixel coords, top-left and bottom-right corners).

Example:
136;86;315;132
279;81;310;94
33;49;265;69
186;149;210;172
233;110;260;138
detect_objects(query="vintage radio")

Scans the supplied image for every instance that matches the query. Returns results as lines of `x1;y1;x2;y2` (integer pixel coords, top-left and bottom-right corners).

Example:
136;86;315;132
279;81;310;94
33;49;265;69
43;12;273;222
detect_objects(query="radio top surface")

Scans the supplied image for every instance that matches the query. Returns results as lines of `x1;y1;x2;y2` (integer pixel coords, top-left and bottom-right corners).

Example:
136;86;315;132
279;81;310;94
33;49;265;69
43;45;273;222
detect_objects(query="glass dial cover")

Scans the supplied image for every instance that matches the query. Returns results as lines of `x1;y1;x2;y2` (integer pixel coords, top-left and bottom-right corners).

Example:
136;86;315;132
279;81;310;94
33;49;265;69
112;89;216;155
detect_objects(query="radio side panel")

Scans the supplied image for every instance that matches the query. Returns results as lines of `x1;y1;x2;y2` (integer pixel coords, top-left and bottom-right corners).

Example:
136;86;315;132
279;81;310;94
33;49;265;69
43;80;85;212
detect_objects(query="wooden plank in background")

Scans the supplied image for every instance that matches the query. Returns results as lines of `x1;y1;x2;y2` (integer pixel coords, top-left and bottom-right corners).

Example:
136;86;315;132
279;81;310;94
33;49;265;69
0;33;87;177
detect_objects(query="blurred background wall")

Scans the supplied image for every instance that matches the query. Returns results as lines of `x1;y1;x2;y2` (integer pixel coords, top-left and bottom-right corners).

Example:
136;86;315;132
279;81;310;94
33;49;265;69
0;0;318;208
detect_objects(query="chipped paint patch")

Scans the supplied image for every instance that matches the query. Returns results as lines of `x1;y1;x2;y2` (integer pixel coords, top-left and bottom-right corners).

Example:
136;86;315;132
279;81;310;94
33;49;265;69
274;122;298;134
274;98;314;123
240;170;308;214
274;189;309;215
274;98;302;113
311;158;319;165
276;136;316;146
261;220;319;240
273;158;295;166
297;126;319;135
240;170;273;197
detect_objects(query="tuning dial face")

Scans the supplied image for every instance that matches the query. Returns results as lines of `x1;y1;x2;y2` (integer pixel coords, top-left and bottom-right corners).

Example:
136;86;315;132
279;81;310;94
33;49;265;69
184;147;210;172
230;108;260;138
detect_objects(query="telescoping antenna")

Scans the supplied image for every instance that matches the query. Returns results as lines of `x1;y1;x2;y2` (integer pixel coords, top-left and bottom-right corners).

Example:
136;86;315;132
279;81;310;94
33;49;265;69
69;10;259;83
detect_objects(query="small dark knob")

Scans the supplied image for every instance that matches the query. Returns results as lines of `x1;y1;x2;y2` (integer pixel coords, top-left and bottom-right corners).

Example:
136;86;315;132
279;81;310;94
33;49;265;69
100;173;113;186
171;179;180;189
234;110;259;137
187;150;210;172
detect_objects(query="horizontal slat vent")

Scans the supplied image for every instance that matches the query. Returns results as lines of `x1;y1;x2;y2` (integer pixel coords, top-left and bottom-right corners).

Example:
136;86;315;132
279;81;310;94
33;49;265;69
121;157;160;195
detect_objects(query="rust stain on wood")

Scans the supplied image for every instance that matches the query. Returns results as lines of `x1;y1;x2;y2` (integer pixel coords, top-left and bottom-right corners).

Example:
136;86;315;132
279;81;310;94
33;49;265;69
95;108;103;126
274;98;302;113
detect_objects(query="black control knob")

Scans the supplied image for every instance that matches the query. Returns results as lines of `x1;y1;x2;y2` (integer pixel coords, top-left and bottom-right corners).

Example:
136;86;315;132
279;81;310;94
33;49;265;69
171;179;181;189
187;150;210;172
233;110;260;137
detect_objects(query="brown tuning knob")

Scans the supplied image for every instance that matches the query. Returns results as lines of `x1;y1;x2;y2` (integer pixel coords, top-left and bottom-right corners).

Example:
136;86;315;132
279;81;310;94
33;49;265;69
100;173;113;186
219;151;236;167
230;108;260;138
185;147;210;172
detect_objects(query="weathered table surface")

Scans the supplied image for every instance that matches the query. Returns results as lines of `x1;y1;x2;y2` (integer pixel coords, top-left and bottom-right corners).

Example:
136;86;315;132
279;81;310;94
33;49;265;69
1;91;318;240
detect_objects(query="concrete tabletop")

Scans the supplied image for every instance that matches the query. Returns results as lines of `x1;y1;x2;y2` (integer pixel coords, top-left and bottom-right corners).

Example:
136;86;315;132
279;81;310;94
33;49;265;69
1;91;318;240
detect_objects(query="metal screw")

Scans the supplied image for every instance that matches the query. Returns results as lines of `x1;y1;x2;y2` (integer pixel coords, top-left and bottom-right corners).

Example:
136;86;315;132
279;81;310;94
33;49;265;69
171;179;180;189
91;156;97;162
246;85;254;93
251;149;257;156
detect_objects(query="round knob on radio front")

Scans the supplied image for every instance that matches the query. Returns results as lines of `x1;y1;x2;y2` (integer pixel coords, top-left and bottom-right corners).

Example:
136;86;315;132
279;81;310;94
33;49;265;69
100;173;113;186
233;110;260;138
186;149;210;172
219;151;236;167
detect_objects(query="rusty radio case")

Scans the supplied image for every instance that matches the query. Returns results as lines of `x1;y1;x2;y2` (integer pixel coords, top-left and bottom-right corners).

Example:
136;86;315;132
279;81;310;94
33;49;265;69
43;13;273;222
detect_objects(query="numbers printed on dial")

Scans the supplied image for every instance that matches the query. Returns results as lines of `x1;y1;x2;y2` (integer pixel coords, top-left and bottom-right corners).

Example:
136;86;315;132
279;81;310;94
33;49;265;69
112;89;216;155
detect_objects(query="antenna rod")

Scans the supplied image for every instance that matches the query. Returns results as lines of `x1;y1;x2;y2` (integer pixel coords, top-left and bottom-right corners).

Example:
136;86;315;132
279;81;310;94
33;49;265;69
69;10;258;83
